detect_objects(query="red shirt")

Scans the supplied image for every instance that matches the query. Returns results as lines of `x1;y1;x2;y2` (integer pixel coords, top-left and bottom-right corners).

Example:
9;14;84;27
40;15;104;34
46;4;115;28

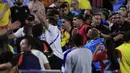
93;50;122;73
76;24;89;45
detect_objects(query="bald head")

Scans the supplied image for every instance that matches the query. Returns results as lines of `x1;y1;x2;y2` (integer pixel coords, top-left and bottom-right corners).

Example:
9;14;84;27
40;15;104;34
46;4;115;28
87;28;99;40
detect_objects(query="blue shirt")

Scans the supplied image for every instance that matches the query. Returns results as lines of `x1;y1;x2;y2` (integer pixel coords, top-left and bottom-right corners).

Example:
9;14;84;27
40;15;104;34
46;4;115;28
101;20;109;26
58;19;62;27
71;9;83;15
4;0;30;7
113;0;125;12
84;38;105;71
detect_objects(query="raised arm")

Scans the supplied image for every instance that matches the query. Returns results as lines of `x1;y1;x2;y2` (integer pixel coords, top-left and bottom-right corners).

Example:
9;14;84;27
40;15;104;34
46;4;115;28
35;9;49;30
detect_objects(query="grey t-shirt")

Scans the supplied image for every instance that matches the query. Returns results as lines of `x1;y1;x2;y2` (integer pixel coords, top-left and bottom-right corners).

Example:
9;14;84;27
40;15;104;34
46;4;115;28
65;48;92;73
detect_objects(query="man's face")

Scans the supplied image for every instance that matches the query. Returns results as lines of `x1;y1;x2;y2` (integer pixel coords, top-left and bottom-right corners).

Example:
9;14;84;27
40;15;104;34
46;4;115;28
92;15;102;25
62;19;70;30
71;1;78;10
20;39;29;52
119;7;127;16
114;14;123;24
85;17;92;25
110;15;117;24
73;17;81;28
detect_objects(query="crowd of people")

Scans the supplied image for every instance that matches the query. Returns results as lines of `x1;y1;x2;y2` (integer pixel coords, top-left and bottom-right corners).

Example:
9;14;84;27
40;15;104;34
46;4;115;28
0;0;130;73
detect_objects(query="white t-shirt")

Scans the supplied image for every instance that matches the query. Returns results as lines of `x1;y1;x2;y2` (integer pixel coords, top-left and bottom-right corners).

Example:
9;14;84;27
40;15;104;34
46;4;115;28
45;24;63;59
14;27;25;38
31;49;49;70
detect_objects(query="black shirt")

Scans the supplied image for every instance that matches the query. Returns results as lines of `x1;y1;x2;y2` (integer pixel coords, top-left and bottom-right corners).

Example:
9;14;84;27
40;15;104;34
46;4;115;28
95;24;111;34
119;21;130;32
11;6;30;27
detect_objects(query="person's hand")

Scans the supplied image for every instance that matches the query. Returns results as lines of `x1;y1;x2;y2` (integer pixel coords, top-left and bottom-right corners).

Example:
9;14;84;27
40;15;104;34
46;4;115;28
91;22;96;27
0;64;7;70
8;21;21;30
96;43;103;51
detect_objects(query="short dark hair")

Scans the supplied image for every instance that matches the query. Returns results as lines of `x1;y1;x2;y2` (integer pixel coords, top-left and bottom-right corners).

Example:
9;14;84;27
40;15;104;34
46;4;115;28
72;34;83;47
119;6;127;10
109;12;120;18
123;31;130;42
32;24;44;37
46;16;58;26
62;16;73;26
59;2;68;8
74;14;85;21
23;36;33;47
92;13;101;17
84;14;91;20
47;9;59;16
88;28;99;39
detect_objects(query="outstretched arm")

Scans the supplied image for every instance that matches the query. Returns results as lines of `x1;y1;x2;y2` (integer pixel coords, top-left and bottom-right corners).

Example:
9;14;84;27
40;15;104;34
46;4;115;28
35;10;49;30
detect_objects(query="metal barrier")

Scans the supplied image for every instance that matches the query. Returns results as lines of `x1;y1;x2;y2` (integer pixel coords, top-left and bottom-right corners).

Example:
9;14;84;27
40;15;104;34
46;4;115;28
18;70;61;73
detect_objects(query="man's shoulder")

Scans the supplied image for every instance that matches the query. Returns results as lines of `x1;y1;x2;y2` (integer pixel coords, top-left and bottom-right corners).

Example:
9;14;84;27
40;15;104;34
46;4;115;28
68;48;91;55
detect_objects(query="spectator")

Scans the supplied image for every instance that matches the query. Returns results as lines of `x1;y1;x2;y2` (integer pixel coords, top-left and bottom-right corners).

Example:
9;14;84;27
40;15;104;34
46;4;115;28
0;34;14;73
126;10;130;22
73;14;89;45
70;0;83;15
93;38;121;73
84;28;105;73
31;24;52;56
0;36;50;70
8;14;35;40
118;6;128;17
64;34;92;73
8;14;35;53
84;14;92;25
36;11;63;69
28;0;45;24
91;14;111;38
59;2;74;18
11;0;30;27
116;31;130;73
84;9;93;15
0;1;10;29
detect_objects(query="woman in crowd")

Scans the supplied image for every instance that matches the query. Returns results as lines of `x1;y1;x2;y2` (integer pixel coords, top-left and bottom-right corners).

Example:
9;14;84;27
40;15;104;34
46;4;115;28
93;38;121;73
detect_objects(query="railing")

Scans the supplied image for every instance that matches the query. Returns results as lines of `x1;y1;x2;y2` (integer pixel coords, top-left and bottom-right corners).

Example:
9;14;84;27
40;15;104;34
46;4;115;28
18;70;61;73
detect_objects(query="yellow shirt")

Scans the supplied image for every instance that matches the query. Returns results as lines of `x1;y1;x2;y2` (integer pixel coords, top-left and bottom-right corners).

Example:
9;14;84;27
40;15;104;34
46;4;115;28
64;0;91;9
8;44;14;54
0;3;10;28
116;43;130;73
61;31;70;47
